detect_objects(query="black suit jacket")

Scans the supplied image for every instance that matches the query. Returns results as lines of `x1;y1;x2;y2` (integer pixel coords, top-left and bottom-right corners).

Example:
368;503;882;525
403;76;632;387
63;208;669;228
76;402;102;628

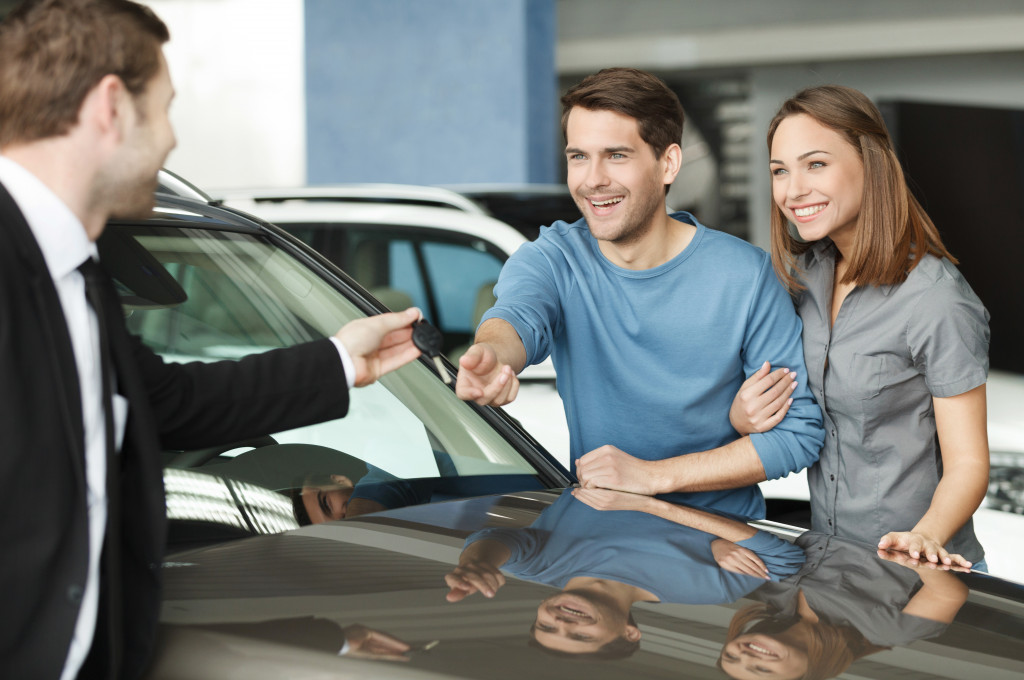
0;183;351;679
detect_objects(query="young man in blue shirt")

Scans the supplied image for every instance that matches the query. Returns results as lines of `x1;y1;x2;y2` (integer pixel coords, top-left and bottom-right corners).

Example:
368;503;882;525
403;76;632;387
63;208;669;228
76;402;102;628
455;67;824;518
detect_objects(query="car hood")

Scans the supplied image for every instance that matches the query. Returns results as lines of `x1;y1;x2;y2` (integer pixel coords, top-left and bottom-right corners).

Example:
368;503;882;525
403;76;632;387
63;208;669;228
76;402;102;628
150;489;1024;680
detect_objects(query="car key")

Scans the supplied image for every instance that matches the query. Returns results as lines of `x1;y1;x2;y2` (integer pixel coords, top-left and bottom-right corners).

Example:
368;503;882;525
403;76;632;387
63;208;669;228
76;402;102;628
412;319;451;384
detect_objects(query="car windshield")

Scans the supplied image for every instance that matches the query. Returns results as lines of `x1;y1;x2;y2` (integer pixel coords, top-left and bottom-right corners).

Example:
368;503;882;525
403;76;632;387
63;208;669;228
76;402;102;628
107;221;549;549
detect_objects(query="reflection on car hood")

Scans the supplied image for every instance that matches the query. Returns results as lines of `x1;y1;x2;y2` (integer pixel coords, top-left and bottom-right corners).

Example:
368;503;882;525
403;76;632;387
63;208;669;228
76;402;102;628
151;490;1024;680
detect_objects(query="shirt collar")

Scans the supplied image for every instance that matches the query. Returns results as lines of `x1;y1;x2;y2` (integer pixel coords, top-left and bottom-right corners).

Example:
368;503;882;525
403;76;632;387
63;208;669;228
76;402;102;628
0;155;96;279
803;237;897;296
806;238;836;269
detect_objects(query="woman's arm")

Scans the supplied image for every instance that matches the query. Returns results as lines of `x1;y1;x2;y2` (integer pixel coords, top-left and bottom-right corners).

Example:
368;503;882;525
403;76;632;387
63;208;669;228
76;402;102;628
878;384;989;566
877;549;969;623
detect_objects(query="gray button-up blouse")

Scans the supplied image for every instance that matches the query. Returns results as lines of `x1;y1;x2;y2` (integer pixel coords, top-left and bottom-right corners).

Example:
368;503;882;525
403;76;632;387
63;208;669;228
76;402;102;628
796;240;990;563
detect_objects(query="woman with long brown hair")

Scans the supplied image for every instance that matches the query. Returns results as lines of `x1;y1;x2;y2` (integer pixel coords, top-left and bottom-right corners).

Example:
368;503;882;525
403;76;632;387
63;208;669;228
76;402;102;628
732;85;990;569
717;531;967;680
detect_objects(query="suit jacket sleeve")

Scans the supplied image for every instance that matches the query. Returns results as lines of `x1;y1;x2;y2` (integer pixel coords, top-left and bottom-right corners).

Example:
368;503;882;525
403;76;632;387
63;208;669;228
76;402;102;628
129;333;350;451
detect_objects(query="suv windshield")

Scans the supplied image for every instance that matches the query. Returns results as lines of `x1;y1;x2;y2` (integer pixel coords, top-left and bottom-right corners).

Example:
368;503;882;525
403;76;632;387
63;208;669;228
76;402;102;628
107;222;547;549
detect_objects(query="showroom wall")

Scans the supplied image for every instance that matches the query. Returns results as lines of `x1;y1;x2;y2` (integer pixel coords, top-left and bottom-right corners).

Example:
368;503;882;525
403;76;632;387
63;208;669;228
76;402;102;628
150;0;557;190
304;0;557;185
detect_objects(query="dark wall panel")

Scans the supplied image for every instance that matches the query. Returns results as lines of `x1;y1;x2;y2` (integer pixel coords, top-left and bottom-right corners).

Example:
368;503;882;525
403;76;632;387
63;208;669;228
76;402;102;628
884;101;1024;374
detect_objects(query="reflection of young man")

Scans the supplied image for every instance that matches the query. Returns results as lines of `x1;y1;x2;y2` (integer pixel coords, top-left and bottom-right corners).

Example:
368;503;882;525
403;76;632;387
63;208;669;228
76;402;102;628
532;587;646;659
455;67;823;518
444;489;805;659
0;2;422;677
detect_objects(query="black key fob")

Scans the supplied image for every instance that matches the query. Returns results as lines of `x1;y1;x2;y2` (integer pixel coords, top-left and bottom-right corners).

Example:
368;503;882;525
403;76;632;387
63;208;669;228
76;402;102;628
412;320;450;383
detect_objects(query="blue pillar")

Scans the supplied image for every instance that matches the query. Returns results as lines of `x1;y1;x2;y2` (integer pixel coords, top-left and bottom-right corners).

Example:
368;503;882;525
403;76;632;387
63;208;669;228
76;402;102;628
305;0;557;185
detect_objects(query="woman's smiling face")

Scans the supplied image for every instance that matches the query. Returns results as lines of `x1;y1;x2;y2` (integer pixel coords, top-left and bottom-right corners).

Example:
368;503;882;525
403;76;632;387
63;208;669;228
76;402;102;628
770;113;865;252
720;632;809;680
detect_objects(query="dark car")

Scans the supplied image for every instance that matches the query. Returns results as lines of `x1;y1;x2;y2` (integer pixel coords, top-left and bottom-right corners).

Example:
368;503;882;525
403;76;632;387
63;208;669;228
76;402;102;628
105;187;1024;679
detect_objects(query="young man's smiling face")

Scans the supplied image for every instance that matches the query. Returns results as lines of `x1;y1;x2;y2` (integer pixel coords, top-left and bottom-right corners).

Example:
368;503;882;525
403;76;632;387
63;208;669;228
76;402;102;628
564;107;676;247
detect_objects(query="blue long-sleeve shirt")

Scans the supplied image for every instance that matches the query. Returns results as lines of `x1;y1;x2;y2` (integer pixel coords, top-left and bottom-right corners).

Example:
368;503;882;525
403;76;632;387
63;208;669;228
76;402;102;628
468;491;806;604
482;212;824;518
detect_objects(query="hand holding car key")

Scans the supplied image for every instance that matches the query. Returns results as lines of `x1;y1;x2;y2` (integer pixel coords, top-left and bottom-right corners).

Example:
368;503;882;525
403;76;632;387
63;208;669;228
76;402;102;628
412;319;451;384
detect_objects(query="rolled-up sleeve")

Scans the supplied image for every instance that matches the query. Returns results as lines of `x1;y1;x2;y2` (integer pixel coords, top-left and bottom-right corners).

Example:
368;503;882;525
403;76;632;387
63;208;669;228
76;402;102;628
743;259;825;480
479;241;564;367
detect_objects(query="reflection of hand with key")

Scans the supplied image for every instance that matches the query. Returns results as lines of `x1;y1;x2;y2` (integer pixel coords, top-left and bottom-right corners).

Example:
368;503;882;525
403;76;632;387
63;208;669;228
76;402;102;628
341;624;412;662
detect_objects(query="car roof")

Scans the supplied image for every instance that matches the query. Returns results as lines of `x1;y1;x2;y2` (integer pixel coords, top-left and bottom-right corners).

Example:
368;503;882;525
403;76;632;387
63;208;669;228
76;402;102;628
220;199;531;259
157;168;213;203
439;182;573;197
214;183;487;215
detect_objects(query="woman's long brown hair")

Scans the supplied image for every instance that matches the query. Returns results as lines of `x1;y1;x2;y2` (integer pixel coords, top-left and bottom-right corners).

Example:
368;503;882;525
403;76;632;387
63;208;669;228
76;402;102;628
767;85;956;292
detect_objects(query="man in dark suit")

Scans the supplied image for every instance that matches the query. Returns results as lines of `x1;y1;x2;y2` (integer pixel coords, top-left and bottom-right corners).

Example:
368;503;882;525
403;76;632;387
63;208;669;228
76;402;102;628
0;1;424;678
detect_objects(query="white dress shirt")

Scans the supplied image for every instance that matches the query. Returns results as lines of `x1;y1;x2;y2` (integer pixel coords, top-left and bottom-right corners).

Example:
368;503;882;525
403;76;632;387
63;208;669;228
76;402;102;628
0;156;127;680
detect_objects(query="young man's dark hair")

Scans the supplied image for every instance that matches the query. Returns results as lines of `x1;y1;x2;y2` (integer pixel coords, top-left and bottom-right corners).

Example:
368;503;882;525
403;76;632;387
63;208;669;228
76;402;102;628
559;67;685;163
0;0;169;146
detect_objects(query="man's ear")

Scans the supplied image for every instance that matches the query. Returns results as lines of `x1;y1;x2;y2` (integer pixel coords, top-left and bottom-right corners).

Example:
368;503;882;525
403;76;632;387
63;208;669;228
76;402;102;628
660;143;683;186
80;74;131;140
624;624;642;643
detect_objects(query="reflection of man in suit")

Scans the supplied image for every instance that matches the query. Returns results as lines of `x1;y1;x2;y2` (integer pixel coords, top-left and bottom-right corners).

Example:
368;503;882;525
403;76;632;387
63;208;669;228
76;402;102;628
0;2;423;678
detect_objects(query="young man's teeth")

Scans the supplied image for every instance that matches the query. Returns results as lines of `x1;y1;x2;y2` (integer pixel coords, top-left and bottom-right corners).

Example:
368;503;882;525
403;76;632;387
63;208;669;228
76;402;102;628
591;197;622;207
794;204;826;217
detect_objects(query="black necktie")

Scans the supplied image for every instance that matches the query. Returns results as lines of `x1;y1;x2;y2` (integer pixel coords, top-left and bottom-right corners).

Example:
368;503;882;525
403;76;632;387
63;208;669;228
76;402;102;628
77;256;123;677
79;257;116;459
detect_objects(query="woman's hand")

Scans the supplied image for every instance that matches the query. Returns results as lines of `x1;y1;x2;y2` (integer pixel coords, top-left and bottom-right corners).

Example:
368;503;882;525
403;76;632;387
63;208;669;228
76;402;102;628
711;538;770;579
729;361;797;435
875;548;971;573
877;531;972;569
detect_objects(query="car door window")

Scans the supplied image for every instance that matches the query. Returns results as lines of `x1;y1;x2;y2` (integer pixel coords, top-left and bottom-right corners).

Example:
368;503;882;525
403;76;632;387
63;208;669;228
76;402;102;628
419;240;502;333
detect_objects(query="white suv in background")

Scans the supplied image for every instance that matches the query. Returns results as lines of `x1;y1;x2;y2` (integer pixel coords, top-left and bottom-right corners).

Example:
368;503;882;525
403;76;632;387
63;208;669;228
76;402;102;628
217;190;571;464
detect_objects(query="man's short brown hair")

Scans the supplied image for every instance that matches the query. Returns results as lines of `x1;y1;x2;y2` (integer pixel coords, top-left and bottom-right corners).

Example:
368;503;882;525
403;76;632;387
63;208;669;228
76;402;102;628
0;0;170;147
560;67;684;160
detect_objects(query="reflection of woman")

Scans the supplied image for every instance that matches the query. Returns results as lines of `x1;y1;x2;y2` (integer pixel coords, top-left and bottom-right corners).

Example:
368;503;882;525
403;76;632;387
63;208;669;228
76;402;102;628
734;85;990;568
719;600;883;680
718;532;966;680
444;489;805;659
